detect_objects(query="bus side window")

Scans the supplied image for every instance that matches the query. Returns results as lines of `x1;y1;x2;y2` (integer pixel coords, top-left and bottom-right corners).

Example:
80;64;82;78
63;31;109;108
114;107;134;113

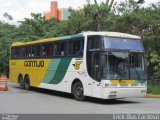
60;42;67;56
69;39;84;56
54;43;59;56
32;46;36;57
54;42;67;56
36;45;41;57
41;43;54;57
87;36;102;50
74;41;80;55
26;46;32;57
14;47;21;58
68;41;73;55
47;44;53;57
41;44;47;57
32;45;40;57
14;47;18;58
23;46;29;58
79;39;84;55
22;47;25;58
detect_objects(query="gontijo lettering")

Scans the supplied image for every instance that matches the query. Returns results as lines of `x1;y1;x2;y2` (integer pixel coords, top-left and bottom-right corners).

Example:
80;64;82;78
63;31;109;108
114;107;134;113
24;61;44;67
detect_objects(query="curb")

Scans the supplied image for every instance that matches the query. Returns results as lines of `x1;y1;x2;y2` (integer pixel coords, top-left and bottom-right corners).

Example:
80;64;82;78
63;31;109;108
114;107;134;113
145;94;160;98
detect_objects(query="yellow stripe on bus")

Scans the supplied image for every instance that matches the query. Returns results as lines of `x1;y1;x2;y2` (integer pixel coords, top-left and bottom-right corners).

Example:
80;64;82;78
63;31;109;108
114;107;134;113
110;80;135;84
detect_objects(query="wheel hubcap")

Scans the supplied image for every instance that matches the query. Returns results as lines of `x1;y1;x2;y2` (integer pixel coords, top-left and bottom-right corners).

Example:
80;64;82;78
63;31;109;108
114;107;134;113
76;85;83;97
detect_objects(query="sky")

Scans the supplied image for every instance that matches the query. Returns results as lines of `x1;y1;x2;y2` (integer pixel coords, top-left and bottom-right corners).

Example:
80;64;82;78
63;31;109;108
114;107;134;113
0;0;159;24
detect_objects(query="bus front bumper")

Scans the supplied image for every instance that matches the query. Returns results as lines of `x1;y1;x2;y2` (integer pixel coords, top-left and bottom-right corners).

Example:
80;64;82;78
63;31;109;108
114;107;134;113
102;87;147;99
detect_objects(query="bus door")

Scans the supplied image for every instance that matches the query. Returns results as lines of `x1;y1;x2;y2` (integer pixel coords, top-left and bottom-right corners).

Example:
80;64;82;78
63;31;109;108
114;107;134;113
91;52;102;98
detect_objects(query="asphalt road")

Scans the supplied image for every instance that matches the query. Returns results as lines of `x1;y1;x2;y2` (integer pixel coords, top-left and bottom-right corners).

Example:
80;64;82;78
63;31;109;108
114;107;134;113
0;81;160;114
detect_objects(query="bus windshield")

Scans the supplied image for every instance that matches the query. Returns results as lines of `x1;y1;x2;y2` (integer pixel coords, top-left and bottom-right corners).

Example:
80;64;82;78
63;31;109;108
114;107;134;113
102;52;146;80
103;37;144;51
87;36;146;80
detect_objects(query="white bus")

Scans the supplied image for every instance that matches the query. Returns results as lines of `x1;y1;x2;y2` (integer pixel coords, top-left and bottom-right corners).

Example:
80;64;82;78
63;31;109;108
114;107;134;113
10;31;147;101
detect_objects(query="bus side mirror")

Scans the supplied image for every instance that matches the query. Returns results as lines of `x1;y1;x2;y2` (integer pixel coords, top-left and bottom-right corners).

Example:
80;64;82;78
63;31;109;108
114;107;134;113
101;54;106;67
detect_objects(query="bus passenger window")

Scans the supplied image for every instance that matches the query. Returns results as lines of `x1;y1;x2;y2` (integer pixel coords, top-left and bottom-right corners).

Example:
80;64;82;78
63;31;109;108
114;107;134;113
32;46;36;57
73;41;80;55
47;44;53;57
13;47;20;58
54;42;67;56
69;39;84;56
87;36;102;50
11;47;18;58
54;43;59;56
22;47;25;58
36;45;41;57
60;42;67;56
41;44;47;56
32;45;40;57
41;43;53;57
26;46;32;57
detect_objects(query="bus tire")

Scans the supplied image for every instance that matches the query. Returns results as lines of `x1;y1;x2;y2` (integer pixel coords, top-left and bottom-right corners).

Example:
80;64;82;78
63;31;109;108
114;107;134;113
72;81;85;101
18;75;25;89
24;76;30;90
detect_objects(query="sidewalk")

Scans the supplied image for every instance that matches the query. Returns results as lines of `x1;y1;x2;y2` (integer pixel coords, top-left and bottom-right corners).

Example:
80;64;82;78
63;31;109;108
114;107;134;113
145;94;160;98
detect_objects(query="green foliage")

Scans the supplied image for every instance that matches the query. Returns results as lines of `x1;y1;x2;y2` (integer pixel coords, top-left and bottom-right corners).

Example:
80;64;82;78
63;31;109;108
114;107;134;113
147;85;160;95
0;22;17;75
0;13;59;74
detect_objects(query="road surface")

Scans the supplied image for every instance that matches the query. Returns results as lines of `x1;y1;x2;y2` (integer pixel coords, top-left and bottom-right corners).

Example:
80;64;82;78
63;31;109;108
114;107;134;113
0;81;160;114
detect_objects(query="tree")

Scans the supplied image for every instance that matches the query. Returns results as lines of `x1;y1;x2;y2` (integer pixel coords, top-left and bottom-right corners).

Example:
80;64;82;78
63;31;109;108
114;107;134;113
0;22;17;75
0;13;59;74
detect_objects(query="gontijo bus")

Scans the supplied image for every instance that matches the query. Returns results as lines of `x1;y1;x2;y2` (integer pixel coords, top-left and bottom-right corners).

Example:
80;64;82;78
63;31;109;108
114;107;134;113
9;31;147;101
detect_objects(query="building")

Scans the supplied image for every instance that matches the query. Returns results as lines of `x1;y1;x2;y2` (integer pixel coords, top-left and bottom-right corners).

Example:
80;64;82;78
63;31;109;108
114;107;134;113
43;1;70;20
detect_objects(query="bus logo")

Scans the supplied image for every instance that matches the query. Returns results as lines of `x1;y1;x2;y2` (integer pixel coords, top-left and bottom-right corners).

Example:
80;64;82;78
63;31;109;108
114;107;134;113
72;61;82;70
24;61;44;67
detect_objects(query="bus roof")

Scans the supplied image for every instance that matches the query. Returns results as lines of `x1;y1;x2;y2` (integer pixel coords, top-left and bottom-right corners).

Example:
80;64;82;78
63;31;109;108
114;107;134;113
11;31;141;47
11;33;83;47
84;31;141;39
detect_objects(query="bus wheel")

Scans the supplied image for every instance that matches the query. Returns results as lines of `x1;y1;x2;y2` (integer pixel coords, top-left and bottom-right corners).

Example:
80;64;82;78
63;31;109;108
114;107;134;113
73;81;85;101
18;75;24;89
24;76;30;90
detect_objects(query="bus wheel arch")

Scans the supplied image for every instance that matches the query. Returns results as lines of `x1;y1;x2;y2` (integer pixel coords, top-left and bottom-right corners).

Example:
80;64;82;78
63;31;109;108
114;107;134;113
71;79;85;101
24;74;31;90
18;74;24;89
